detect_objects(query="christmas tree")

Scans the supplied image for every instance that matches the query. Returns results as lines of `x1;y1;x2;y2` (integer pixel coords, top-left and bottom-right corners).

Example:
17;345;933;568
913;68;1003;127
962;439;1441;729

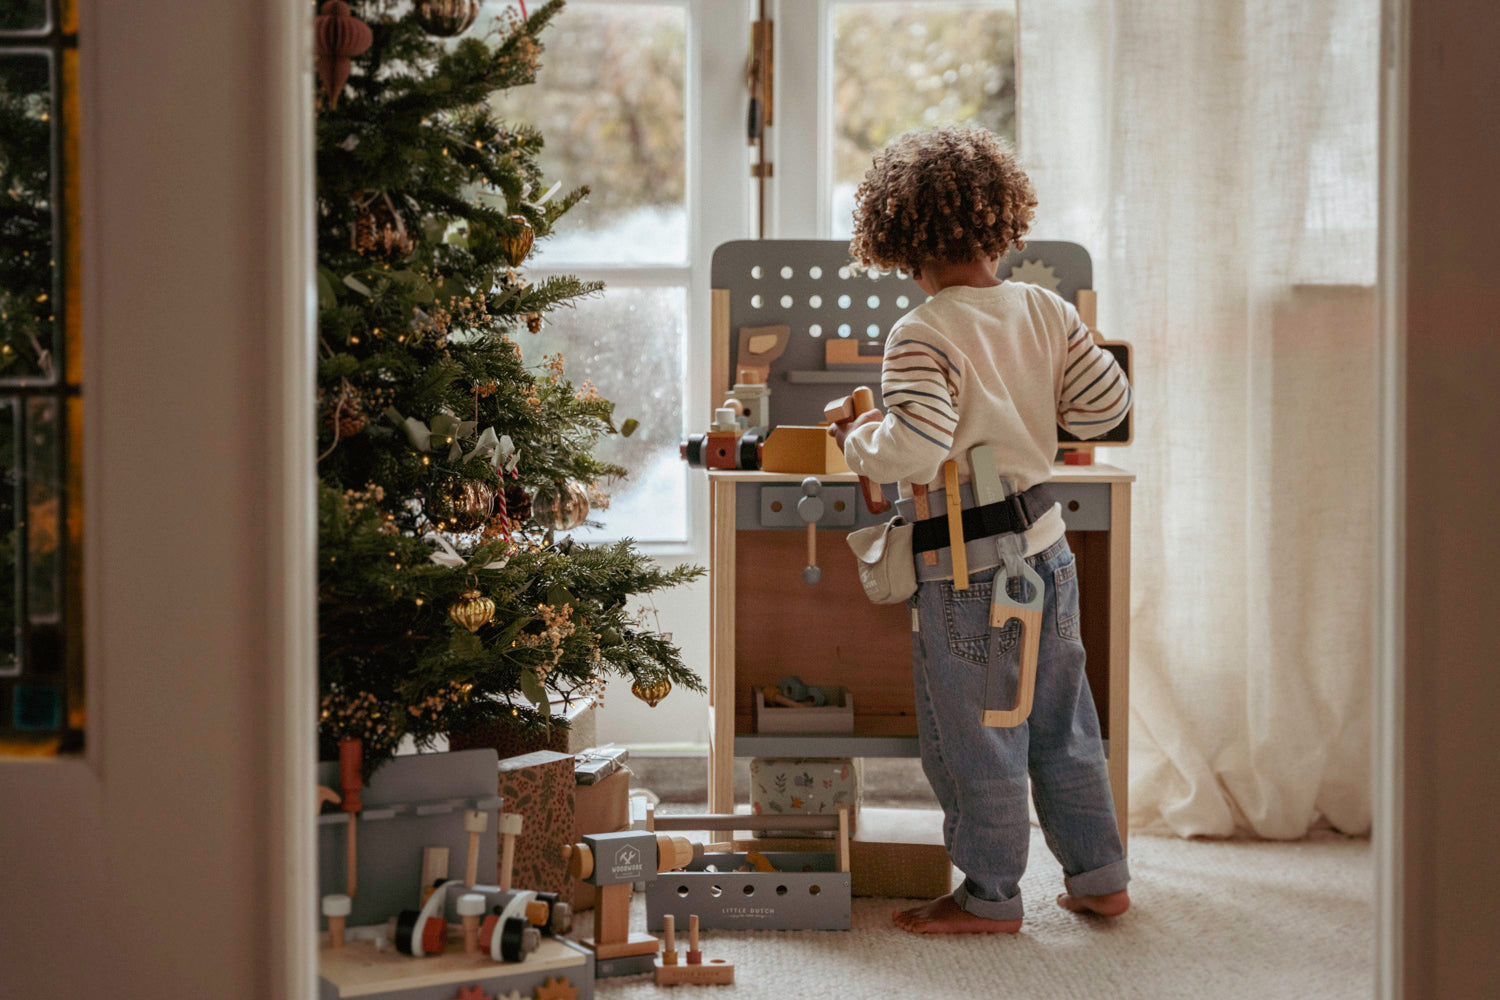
313;0;701;774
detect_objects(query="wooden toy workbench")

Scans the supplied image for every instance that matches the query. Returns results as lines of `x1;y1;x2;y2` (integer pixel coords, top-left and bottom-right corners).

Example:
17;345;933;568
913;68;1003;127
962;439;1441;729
704;464;1133;849
699;240;1133;868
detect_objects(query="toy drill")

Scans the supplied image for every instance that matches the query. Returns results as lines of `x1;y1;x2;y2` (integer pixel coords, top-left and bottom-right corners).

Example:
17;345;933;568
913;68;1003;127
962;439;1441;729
681;405;764;471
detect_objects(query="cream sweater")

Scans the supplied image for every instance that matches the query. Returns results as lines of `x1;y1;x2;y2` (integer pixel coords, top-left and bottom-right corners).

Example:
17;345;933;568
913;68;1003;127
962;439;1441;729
843;281;1131;554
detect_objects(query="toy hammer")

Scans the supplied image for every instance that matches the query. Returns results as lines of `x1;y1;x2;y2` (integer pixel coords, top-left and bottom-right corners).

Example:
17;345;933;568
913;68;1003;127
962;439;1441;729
824;386;891;514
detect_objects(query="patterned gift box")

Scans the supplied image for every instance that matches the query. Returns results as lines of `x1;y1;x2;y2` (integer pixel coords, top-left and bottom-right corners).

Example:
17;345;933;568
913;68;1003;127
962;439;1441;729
750;757;860;836
496;749;576;905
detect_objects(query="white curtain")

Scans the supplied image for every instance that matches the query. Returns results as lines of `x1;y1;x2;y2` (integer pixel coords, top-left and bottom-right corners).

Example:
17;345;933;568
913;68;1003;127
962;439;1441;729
1018;0;1380;838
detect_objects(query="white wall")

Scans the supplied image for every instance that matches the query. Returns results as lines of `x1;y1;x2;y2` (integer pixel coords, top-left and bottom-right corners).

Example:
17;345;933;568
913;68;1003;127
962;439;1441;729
595;577;711;747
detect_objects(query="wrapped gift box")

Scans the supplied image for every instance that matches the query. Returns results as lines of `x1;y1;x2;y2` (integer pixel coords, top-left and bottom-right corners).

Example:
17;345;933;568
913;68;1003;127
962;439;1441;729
750;757;860;837
571;766;632;912
497;749;576;904
574;743;629;784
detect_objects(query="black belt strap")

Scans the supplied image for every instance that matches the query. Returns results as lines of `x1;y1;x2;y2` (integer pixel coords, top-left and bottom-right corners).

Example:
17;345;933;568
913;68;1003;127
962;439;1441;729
910;482;1054;554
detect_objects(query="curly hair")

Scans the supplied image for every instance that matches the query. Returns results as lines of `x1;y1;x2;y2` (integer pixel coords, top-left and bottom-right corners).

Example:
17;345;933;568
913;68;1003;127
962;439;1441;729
849;126;1036;278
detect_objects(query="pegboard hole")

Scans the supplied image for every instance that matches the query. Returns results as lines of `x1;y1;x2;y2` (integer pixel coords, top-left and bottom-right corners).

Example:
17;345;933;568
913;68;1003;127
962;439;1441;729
808;324;822;338
833;500;846;512
1068;500;1080;512
710;884;723;898
837;295;851;309
837;324;852;338
808;266;823;279
750;265;763;279
809;884;822;896
809;294;823;308
866;324;880;338
896;295;910;308
775;885;788;896
677;885;690;897
838;266;852;280
867;295;880;309
780;265;794;279
742;884;755;896
780;295;793;308
750;294;763;309
770;500;783;512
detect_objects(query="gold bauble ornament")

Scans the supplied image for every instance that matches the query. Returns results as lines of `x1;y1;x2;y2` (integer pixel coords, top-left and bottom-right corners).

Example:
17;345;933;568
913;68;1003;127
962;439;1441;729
500;215;535;267
531;479;589;531
430;477;495;532
415;0;479;36
631;677;671;708
449;590;496;632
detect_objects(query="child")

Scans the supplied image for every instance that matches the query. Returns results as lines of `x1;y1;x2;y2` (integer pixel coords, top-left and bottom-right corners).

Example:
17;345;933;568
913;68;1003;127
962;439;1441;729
832;126;1133;934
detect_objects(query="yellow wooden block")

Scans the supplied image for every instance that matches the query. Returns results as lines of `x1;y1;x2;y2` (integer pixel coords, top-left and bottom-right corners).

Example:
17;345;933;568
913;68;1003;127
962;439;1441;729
759;426;849;474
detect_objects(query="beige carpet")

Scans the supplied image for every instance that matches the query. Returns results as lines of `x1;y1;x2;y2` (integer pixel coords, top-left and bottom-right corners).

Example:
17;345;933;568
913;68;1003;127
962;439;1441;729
583;822;1373;999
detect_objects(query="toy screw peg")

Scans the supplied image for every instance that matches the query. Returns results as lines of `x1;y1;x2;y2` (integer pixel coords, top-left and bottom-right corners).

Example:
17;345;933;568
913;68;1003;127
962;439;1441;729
661;913;679;965
498;812;524;891
798;477;824;585
323;893;352;949
457;892;486;956
687;914;703;965
463;809;488;887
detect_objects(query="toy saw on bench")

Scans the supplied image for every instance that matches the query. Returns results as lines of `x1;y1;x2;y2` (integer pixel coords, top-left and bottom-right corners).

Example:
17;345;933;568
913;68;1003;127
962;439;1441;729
823;386;890;514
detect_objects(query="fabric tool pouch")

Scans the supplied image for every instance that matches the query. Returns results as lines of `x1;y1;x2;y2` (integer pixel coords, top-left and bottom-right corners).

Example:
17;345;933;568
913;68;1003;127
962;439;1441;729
846;516;917;605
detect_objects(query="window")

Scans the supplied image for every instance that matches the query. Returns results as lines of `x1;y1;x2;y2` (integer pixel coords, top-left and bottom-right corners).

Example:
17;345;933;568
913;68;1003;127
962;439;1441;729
775;0;1017;238
0;0;82;754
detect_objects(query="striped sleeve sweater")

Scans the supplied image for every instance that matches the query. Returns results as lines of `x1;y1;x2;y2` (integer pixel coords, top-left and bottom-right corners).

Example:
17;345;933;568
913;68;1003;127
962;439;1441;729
844;280;1131;553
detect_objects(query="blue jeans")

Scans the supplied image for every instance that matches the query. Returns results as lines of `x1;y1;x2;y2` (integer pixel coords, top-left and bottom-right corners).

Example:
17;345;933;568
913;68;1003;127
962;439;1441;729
909;536;1129;920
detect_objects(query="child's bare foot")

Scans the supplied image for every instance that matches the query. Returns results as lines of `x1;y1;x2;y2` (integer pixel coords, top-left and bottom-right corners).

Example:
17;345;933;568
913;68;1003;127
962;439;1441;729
891;893;1022;934
1056;889;1130;917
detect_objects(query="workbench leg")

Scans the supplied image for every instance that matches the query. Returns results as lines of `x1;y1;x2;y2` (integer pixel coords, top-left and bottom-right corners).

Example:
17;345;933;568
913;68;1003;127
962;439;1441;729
1107;481;1131;851
708;479;737;816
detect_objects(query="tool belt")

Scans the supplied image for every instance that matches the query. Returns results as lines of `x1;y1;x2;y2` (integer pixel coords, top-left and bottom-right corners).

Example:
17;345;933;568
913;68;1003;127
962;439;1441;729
910;482;1054;554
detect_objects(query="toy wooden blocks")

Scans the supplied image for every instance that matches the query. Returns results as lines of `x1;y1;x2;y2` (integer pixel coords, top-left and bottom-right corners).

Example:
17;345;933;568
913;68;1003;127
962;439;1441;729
759;424;847;474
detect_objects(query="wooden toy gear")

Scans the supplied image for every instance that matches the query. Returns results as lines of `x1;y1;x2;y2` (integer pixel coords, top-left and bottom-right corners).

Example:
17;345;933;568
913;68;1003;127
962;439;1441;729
1005;257;1062;293
533;977;579;1000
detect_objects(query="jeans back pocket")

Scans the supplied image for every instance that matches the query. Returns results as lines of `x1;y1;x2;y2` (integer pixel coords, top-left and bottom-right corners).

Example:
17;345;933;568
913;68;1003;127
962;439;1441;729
941;578;1019;665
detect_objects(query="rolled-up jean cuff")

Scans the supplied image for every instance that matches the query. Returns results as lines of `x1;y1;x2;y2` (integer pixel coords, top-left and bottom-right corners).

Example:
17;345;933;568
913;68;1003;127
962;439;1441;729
953;882;1024;921
1063;857;1131;898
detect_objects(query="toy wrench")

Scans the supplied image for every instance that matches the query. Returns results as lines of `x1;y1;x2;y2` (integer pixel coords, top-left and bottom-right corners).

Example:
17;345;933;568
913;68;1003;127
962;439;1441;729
982;560;1044;727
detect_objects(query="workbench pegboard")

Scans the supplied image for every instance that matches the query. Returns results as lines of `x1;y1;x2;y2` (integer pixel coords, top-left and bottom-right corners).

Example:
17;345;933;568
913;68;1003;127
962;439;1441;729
710;239;1094;428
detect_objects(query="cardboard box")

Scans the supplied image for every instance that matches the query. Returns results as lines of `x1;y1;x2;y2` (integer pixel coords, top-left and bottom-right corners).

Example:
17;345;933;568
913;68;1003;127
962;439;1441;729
575;766;630;834
571;767;631;912
496;749;576;904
